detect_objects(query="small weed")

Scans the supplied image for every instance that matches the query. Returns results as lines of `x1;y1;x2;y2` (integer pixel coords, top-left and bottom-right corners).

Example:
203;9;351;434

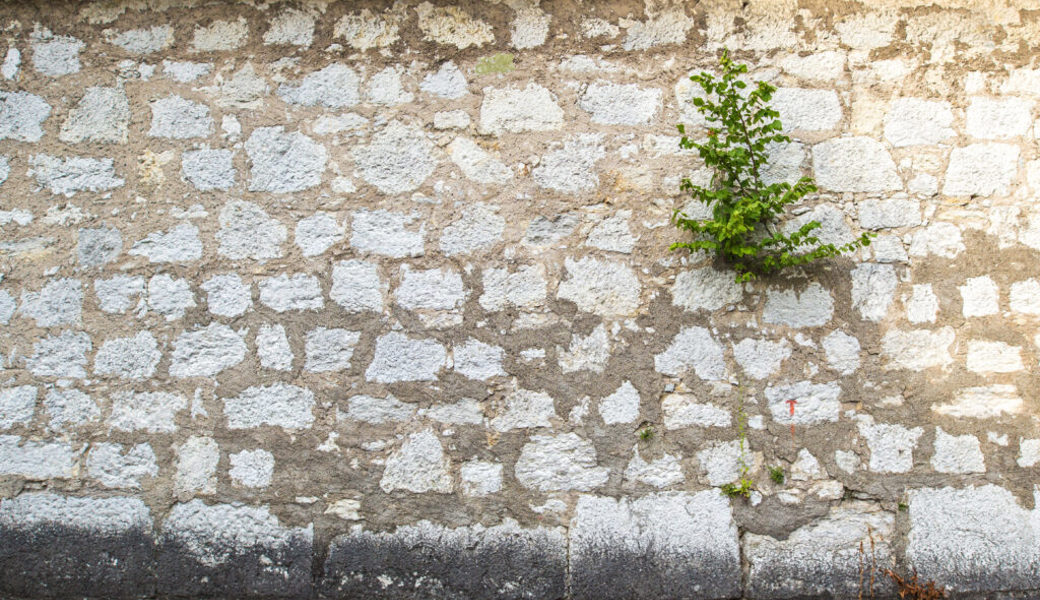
720;477;755;498
898;502;909;512
722;383;755;498
638;427;654;442
882;569;947;600
768;465;785;485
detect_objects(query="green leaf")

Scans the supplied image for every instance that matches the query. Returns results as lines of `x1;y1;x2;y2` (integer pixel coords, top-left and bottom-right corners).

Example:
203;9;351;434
670;48;870;283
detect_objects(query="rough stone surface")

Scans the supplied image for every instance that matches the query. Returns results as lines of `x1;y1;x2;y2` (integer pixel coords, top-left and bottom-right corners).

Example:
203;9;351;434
533;134;606;194
851;262;897;322
256;323;292;371
43;388;99;431
94;275;145;314
454;339;505;381
661;394;730;429
733;338;791;380
479;83;564;135
447;137;512;185
60;87;130;144
931;428;985;474
108;391;186;433
295;212;343;257
129;223;202;264
304;327;360;373
30;28;83;76
0;91;50;142
420;61;467;99
882;327;956;371
329;259;384;312
765;381;842;425
366;332;446;383
277;64;359;108
813;137;902;193
342;394;415;425
746;503;894;599
960;275;999;317
515;433;608;491
108;25;172;54
908;222;965;258
557;257;640;316
859;197;922;229
94;331;161;379
0;386;36;430
491;389;557;431
380;429;452;493
883;98;954;146
26;331;91;378
264;9;314;47
321;520;565;600
258;273;323;312
147;274;195;320
352;120;435;195
158;500;312;597
0;493;153;597
148;96;212;139
671;267;743;312
229;449;274;488
200;273;251;318
217;201;286;261
87;443;158;489
19;278;82;327
181;148;235;191
77;226;122;268
29;154;124;196
944;143;1020;196
598;381;641;425
350;209;424;258
822;330;861;375
966;97;1034;139
907;485;1040;592
856;415;923;473
480;264;547;311
224;383;315;431
624;447;684;488
440;203;504;256
569;492;740;600
655;326;726;380
174;436;219;494
169;324;246;378
579;82;661;125
773;88;842;131
246;127;327;193
762;283;834;328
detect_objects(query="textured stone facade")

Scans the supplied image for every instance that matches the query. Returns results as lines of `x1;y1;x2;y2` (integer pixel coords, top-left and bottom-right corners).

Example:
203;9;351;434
1;1;1039;598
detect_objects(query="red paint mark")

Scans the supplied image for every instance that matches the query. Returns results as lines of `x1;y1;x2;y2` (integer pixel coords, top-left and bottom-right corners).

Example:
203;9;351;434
786;400;797;445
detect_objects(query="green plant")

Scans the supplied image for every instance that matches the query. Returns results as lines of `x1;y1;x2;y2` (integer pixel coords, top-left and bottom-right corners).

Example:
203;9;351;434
638;426;655;441
722;384;755;499
720;477;755;498
673;50;874;282
768;465;785;485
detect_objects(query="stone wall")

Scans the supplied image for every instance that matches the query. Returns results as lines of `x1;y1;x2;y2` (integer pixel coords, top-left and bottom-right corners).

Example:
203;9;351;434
0;1;1039;598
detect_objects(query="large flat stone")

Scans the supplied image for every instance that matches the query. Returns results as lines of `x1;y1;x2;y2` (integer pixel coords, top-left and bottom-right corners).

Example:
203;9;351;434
321;520;566;600
0;493;155;598
569;492;740;600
